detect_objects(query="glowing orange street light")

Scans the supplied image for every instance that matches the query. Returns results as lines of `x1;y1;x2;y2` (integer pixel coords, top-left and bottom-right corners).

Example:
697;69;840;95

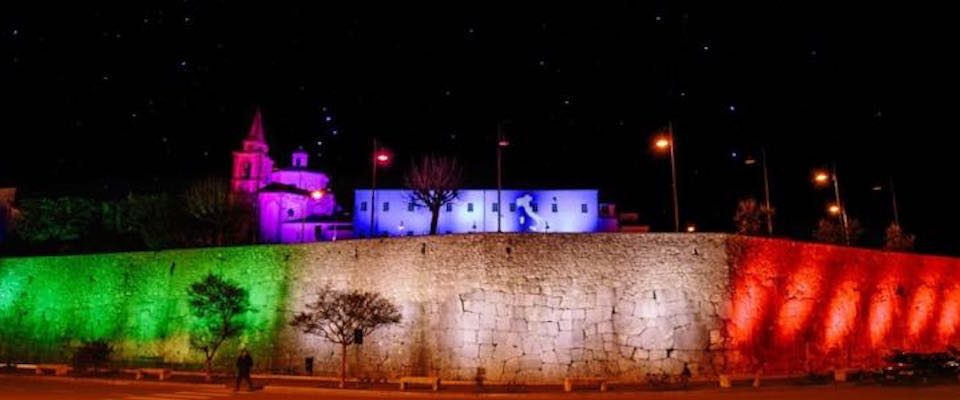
813;165;849;244
370;139;392;237
686;224;696;233
310;190;324;200
653;122;680;232
814;171;830;184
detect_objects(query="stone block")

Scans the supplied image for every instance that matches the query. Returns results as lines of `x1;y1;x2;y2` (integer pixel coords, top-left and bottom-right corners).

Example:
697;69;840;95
478;329;494;344
461;329;477;344
635;299;659;318
481;302;497;316
597;321;614;334
480;313;497;330
510;318;528;332
596;287;616;307
495;316;511;331
496;304;511;317
461;312;479;330
479;344;496;359
460;344;479;359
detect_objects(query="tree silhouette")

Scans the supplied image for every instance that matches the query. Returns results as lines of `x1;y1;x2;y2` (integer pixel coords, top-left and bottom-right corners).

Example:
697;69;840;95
884;223;915;251
813;217;862;245
290;287;401;388
733;198;774;235
405;156;462;235
187;273;250;381
183;177;252;246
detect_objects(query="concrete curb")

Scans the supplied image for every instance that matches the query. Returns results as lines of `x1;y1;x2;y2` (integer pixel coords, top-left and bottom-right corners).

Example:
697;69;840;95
262;385;456;398
0;374;227;390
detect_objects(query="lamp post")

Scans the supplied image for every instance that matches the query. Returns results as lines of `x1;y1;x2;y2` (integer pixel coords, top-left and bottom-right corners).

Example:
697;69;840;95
655;122;680;232
743;146;774;235
760;146;773;235
872;177;901;226
370;139;390;238
815;165;849;244
497;125;509;233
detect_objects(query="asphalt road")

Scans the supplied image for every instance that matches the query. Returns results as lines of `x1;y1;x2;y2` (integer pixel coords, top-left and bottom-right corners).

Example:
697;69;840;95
3;376;960;399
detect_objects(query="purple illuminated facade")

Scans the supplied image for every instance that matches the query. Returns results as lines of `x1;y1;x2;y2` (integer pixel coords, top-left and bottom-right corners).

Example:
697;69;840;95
231;110;351;243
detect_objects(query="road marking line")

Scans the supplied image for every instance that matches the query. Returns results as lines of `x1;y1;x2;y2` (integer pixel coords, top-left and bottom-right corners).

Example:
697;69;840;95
174;391;231;397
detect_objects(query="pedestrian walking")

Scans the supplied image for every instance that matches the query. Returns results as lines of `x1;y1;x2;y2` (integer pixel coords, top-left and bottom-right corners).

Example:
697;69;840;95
235;349;254;391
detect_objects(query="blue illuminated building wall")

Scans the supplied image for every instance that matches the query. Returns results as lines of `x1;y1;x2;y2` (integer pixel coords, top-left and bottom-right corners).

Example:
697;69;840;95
354;189;611;237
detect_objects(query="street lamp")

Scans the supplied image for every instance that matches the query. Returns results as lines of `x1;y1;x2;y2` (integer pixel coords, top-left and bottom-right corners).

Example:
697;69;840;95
370;139;391;237
813;165;849;244
873;177;901;227
654;122;680;233
497;124;509;233
738;146;774;235
686;224;696;233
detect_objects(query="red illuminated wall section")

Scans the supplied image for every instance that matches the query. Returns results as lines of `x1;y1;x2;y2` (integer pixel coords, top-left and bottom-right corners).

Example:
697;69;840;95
728;237;960;373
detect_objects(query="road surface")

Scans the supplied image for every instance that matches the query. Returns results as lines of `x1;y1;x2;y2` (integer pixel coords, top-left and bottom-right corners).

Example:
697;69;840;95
3;376;960;399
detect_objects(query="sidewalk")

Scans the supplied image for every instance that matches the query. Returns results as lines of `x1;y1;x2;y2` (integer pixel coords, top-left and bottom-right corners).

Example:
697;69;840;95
1;367;932;398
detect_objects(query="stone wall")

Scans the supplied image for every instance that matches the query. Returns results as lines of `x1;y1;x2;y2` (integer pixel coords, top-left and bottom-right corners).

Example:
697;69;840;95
276;233;730;382
2;233;960;383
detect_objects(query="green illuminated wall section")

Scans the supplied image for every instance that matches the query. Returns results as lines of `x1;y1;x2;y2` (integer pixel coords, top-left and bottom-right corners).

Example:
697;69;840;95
0;245;299;366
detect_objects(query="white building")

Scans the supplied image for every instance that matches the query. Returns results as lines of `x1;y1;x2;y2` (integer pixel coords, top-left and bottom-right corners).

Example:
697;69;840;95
354;189;616;237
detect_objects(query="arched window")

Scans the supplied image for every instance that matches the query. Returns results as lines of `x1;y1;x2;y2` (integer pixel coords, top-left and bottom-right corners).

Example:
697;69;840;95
243;163;252;179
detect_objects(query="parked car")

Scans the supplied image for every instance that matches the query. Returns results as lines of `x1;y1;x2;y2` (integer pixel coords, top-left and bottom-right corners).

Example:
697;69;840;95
875;350;960;383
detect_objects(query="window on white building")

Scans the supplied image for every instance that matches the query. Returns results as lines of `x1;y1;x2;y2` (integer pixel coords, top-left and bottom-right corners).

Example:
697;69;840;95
531;203;538;213
360;201;367;211
492;203;499;212
467;203;474;212
446;203;453;212
552;203;558;213
408;202;415;212
581;203;589;213
383;202;390;212
509;203;516;213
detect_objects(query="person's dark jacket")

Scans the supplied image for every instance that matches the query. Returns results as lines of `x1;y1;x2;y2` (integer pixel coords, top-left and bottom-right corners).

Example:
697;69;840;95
236;354;253;376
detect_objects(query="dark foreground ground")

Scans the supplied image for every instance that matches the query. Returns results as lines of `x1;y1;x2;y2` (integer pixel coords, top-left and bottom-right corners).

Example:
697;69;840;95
3;375;960;400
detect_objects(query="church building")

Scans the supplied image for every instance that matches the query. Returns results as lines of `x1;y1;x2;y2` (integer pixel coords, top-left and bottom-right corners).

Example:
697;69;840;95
231;109;352;243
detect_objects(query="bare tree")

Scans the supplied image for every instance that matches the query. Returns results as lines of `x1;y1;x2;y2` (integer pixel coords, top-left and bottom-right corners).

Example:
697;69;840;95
290;287;401;388
733;198;774;235
187;273;250;381
405;156;462;235
884;223;915;251
183;177;252;246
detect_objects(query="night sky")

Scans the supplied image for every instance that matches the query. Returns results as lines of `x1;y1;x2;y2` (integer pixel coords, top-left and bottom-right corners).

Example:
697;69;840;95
1;3;955;253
